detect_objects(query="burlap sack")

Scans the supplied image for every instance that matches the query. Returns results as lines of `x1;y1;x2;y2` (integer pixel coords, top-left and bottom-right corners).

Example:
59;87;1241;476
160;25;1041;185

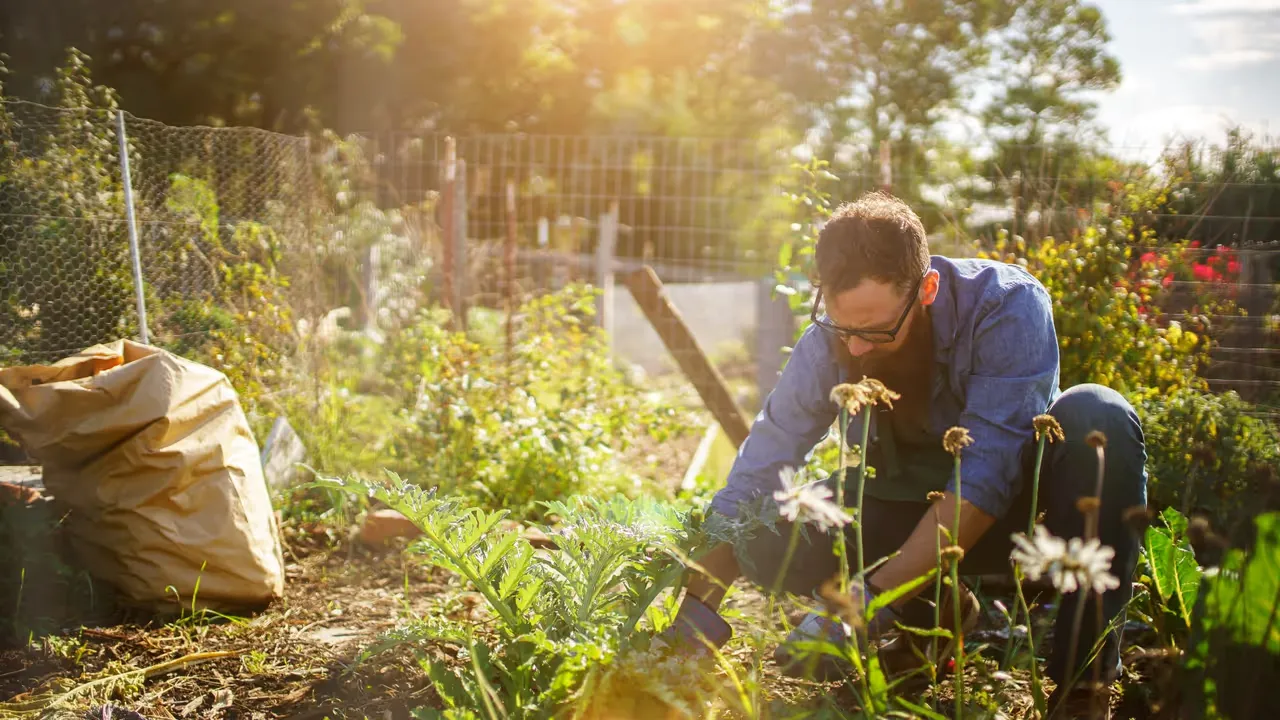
0;340;284;612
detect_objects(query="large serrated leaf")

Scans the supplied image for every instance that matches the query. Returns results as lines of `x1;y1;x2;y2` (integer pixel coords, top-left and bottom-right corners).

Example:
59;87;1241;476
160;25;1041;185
1143;508;1202;630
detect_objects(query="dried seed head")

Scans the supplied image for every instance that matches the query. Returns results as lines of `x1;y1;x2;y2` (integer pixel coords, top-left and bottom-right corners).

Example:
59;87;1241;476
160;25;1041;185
818;576;863;628
859;377;901;410
940;545;965;570
1036;511;1047;524
1187;515;1223;548
1122;505;1153;534
829;383;870;413
926;491;946;503
1076;497;1102;515
1033;414;1065;444
830;376;900;414
943;427;974;456
1085;431;1108;449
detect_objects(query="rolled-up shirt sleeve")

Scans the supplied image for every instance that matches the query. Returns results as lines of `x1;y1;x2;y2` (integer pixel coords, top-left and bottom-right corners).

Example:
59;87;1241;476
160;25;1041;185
709;324;840;518
947;282;1060;518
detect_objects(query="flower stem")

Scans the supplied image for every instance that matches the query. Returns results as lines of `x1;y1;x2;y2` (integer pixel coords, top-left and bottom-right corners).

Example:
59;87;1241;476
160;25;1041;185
837;406;851;596
772;519;804;600
855;406;871;586
1015;573;1048;718
1029;435;1048;536
951;453;965;719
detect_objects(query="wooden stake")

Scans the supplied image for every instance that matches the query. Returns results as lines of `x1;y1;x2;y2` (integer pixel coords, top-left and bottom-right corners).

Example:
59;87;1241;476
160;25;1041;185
623;266;752;449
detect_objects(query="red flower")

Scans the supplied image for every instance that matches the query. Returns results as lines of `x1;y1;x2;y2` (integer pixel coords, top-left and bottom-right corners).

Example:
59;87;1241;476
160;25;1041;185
1207;255;1220;267
1228;260;1242;274
1191;241;1202;248
1163;274;1174;288
1193;263;1215;281
1141;251;1157;265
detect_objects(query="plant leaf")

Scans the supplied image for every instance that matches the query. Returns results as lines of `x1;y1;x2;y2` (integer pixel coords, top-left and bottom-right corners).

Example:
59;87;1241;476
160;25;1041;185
867;568;937;617
895;697;950;720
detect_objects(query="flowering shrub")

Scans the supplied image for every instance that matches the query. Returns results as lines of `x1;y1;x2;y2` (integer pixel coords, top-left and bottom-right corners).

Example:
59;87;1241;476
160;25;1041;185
979;227;1211;397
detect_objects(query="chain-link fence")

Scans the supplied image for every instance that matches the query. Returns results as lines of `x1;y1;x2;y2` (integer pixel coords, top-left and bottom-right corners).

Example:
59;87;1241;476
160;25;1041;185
0;100;317;364
1;100;140;362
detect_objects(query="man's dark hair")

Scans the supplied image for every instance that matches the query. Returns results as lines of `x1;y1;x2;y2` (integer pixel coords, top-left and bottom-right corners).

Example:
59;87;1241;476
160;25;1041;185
814;191;930;296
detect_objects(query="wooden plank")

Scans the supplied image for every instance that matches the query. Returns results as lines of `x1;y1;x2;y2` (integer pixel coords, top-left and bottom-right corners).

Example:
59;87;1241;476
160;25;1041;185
623;266;753;449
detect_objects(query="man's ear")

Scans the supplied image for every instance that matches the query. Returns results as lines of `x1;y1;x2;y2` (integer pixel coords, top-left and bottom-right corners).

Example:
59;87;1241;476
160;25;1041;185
920;269;940;307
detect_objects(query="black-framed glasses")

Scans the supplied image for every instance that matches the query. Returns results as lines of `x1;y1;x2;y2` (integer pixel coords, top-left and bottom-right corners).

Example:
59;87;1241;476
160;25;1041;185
810;271;926;344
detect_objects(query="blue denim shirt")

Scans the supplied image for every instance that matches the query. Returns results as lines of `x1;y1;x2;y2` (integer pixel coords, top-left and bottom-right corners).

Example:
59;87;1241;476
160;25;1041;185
711;255;1061;521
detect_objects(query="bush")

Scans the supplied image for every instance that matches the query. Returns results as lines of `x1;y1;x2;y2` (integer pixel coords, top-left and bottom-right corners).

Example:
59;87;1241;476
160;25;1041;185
280;286;699;520
978;227;1211;398
1136;386;1280;534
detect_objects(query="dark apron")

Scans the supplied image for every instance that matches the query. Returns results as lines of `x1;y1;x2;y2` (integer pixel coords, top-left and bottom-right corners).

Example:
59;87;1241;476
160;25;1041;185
829;331;956;506
855;406;954;505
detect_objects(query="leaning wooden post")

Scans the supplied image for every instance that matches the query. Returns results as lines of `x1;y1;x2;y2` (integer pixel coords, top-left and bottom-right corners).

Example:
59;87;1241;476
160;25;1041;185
623;266;752;449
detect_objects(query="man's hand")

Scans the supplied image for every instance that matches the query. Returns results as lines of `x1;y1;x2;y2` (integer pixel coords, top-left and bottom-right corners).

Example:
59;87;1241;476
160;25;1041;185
867;491;996;606
648;542;742;657
651;594;733;657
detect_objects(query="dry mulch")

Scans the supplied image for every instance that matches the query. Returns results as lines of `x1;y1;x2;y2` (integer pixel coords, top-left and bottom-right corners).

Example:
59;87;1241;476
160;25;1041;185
0;525;456;719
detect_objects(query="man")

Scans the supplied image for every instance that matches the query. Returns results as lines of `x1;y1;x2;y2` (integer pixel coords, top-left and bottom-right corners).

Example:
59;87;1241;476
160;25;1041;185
659;192;1147;717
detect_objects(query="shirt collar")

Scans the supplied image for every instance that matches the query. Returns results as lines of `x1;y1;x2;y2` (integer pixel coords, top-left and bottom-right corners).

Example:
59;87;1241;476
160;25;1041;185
928;255;959;363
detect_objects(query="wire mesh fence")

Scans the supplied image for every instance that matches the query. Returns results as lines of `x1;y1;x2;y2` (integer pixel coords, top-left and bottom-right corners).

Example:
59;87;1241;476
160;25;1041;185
0;101;139;362
2;99;1279;425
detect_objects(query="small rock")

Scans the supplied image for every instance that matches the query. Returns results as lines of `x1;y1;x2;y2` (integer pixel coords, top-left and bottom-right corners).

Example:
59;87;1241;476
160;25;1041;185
358;508;423;545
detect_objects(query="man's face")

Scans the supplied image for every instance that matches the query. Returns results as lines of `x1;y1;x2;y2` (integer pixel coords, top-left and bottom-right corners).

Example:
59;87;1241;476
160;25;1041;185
821;271;939;371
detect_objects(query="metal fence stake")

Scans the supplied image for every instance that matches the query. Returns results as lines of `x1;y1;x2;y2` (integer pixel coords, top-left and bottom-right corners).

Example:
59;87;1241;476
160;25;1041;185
116;109;150;345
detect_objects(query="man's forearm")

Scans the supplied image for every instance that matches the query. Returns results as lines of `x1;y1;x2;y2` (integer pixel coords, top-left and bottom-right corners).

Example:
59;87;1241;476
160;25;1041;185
867;492;995;606
683;542;741;611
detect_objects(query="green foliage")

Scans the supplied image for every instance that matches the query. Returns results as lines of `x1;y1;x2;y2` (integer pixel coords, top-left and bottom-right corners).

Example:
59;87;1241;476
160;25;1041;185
1197;512;1280;652
308;471;710;719
0;49;136;362
979;227;1211;396
1136;386;1280;532
1186;511;1280;720
1135;507;1203;646
148;173;295;436
281;285;698;519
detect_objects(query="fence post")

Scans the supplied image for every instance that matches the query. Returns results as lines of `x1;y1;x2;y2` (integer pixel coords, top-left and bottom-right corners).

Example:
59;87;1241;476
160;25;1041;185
115;110;150;345
755;277;795;412
441;138;456;327
505;181;518;355
453;158;469;331
596;202;618;342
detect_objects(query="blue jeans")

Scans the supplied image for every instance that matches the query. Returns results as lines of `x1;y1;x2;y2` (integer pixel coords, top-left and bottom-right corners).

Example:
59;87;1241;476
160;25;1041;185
737;383;1148;685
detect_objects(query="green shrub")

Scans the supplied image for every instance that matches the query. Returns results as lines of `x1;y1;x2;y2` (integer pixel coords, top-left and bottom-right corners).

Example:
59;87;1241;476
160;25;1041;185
979;227;1211;398
1136;386;1280;533
281;286;698;519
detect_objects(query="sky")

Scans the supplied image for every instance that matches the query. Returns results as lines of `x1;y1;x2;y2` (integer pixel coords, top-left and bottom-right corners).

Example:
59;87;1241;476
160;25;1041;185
1090;0;1280;161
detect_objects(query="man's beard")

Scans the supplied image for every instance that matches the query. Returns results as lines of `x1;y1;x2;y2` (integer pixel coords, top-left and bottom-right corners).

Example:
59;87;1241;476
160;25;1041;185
858;305;932;383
